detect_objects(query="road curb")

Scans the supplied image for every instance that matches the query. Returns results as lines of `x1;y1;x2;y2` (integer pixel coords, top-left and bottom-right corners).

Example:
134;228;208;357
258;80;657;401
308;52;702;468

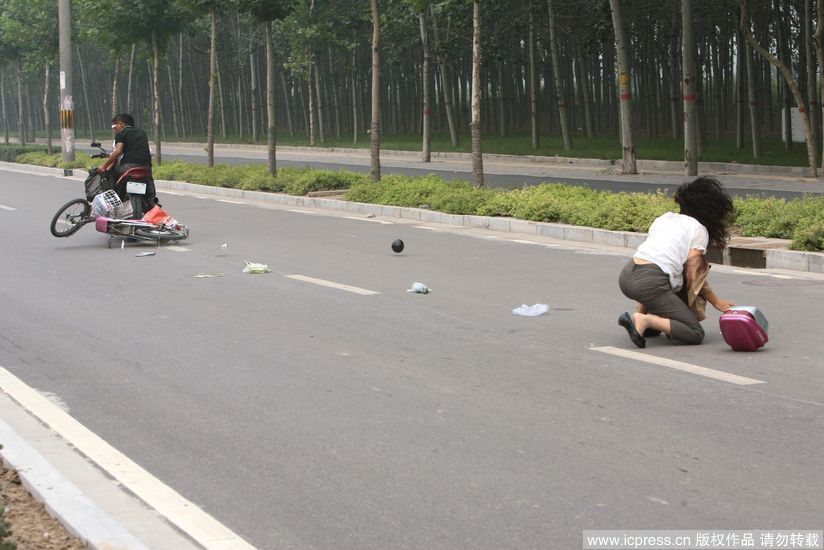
0;420;148;549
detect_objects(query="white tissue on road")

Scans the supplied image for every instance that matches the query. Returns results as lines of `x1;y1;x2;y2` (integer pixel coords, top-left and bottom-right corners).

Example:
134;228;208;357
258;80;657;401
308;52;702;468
512;303;549;316
407;282;431;294
243;261;271;274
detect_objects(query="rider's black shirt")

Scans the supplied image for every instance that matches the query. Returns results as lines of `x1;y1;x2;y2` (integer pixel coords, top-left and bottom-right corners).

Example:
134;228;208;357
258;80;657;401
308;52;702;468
115;126;151;166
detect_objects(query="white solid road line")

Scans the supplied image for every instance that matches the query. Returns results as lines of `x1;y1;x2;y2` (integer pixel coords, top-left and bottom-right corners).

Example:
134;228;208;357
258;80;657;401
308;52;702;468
217;199;244;204
0;367;255;550
0;204;16;211
286;274;380;295
590;346;766;386
287;208;316;214
344;216;393;224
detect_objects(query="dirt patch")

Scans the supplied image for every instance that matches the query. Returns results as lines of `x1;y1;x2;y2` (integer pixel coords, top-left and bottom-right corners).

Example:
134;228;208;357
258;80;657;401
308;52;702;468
0;463;84;549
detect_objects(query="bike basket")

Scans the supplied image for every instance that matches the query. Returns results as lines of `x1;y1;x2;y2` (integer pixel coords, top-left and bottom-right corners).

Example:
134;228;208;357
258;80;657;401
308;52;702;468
91;190;122;218
114;200;133;219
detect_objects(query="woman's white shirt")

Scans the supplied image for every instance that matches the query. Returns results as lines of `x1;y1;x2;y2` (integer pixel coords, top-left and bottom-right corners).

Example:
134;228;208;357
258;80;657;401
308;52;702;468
634;212;708;291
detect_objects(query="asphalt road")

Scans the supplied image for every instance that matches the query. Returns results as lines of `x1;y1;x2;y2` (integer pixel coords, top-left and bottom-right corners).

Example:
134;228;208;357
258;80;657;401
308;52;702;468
2;169;823;548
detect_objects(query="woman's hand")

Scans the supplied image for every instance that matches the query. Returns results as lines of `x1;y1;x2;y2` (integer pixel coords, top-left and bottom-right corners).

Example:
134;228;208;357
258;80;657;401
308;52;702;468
712;298;736;312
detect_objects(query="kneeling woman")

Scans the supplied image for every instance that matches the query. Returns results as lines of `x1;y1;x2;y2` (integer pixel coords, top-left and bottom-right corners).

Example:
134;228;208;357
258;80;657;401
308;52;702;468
618;176;735;348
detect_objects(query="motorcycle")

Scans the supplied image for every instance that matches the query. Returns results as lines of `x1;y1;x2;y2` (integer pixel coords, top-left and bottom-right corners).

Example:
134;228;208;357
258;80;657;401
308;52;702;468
49;142;189;248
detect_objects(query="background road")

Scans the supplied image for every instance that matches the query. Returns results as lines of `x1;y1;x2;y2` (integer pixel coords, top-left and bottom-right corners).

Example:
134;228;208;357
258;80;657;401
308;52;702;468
1;169;823;548
78;142;824;200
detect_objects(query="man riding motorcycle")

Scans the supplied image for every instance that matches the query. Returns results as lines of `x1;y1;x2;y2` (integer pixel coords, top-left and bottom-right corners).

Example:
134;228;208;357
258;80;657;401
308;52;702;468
96;113;157;216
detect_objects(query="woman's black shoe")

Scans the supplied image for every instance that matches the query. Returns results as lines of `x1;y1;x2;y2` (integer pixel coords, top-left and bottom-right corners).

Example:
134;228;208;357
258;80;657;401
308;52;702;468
618;312;646;348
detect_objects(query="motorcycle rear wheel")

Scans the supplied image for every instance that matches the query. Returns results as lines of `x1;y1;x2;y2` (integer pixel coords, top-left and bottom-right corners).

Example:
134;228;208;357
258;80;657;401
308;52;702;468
50;199;91;237
134;226;189;244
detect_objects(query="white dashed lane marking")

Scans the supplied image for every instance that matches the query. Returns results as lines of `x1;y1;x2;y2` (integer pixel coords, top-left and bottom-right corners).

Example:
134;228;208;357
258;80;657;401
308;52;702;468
286;274;380;295
217;199;244;205
0;204;16;211
591;346;766;386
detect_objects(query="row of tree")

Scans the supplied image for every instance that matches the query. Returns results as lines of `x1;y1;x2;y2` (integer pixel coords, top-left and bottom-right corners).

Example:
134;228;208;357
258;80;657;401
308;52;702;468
0;0;821;183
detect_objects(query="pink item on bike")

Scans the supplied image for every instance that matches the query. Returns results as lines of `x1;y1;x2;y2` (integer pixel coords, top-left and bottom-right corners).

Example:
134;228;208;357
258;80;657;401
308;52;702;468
95;216;112;233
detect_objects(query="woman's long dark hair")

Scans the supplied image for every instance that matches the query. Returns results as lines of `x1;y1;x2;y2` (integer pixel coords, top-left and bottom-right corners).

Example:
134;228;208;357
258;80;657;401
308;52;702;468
674;176;734;248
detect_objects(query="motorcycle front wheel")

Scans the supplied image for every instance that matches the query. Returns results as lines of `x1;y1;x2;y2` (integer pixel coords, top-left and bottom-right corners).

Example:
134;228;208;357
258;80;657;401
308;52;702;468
50;199;91;237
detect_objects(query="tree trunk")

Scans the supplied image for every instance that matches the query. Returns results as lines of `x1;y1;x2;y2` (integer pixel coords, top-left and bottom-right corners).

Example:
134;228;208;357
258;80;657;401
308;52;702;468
1;72;8;144
249;31;258;142
351;49;359;144
578;50;594;139
76;46;94;141
328;46;341;139
711;35;723;140
235;17;244;142
683;0;698;176
217;55;227;140
126;43;136;114
816;0;824;168
776;0;791;149
470;1;484;188
43;66;52;154
669;32;682;140
528;4;539;149
370;0;381;181
207;9;216;167
166;63;180;139
420;7;432;162
497;61;506;137
547;0;571;150
804;0;818;154
741;0;816;175
281;70;294;137
25;80;34;144
745;41;761;159
735;24;744;150
314;63;325;144
179;35;187;136
431;11;458;146
608;0;637;174
111;56;120;119
151;32;162;165
307;74;316;146
265;21;277;177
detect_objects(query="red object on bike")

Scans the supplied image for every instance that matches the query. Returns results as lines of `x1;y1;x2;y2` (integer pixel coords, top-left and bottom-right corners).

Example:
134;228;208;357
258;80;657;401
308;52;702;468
142;205;171;225
115;167;150;187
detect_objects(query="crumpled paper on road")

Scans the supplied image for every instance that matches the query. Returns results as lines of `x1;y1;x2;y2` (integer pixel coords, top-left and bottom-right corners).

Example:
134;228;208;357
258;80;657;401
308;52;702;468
407;282;431;294
243;261;271;274
512;303;549;317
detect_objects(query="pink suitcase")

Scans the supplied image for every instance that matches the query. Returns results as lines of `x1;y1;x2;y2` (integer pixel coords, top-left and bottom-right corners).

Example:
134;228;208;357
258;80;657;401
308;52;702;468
719;306;768;351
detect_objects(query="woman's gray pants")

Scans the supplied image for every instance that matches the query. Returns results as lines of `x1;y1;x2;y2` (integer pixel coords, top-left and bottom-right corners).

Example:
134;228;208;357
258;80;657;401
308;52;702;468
618;260;704;344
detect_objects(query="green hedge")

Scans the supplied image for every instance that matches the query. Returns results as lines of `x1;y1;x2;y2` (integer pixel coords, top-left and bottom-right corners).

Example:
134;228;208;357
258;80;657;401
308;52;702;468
0;144;47;162
11;151;824;251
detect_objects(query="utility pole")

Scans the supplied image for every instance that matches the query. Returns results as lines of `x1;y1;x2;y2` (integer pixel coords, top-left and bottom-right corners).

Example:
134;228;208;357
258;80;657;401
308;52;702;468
58;0;75;163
